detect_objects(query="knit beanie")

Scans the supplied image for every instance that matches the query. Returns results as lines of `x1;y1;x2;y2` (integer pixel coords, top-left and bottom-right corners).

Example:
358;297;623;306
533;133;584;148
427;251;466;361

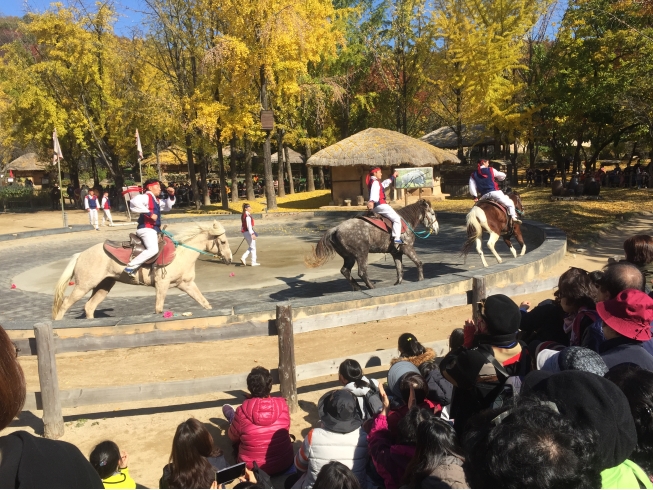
482;294;521;337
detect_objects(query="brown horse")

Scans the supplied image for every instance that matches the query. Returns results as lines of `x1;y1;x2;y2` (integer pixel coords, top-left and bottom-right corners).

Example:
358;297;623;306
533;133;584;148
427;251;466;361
462;192;525;267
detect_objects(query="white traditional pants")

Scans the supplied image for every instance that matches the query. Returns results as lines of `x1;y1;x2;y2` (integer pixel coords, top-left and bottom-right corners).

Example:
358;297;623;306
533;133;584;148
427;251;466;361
127;228;159;268
373;203;402;239
102;209;113;226
88;209;99;228
482;190;517;219
241;231;257;264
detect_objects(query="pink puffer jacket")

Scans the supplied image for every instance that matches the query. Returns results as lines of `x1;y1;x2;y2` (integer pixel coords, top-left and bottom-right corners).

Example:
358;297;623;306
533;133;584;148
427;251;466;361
227;397;294;475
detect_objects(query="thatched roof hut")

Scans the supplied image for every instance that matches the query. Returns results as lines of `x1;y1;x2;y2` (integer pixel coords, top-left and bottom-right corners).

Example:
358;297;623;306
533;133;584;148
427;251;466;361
271;148;304;164
307;128;459;167
420;124;495;149
306;128;458;206
5;153;49;171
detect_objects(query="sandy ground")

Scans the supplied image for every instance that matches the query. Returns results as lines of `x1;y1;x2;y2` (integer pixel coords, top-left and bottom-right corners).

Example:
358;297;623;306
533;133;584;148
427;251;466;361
0;209;634;488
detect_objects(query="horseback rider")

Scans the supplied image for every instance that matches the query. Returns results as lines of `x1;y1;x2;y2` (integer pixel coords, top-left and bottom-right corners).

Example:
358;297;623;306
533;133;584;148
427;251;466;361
366;167;403;247
468;160;522;224
124;179;176;277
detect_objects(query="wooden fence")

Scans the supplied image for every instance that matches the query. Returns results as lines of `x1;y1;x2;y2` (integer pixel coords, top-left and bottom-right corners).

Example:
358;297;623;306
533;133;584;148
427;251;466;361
21;278;488;439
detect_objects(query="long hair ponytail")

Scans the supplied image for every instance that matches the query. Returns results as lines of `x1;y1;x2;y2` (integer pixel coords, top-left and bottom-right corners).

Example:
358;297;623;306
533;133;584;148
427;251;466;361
339;359;369;389
398;332;426;358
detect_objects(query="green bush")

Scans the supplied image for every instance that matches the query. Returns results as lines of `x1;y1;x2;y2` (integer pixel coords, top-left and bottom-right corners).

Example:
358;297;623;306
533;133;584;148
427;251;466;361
0;185;33;199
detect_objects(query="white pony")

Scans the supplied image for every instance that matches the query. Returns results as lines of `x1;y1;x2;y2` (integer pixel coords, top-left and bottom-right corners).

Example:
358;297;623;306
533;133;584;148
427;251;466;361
52;221;232;320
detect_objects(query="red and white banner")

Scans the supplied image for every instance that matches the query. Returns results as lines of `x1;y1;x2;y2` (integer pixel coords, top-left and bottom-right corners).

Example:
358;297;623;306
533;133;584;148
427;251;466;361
135;129;143;161
53;129;63;164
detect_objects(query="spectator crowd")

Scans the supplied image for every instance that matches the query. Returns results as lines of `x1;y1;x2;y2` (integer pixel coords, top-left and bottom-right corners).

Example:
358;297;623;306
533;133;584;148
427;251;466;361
2;234;653;488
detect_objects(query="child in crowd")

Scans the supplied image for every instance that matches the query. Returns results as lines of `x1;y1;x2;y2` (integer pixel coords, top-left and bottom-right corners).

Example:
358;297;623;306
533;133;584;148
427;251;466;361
89;441;136;489
338;359;381;420
101;191;114;227
390;333;435;367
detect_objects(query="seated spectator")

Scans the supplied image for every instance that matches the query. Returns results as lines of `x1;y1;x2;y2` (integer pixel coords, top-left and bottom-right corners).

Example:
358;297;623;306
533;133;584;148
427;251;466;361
338;359;381;420
367;383;433;488
224;367;294;475
555;267;603;351
418;359;453;408
289;390;367;489
448;328;465;352
596;262;646;302
386;360;420;408
463;395;602;488
538;345;608;376
403;416;467;488
597;289;653;371
313;461;359;489
0;326;103;488
159;418;227;489
606;365;653;483
440;294;529;434
386;373;438;434
624;235;653;292
390;333;435;367
90;441;136;489
519;297;568;346
522;370;652;488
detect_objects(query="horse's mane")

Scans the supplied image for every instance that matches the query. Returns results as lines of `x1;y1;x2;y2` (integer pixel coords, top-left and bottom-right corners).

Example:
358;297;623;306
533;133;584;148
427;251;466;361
397;200;426;224
174;221;225;243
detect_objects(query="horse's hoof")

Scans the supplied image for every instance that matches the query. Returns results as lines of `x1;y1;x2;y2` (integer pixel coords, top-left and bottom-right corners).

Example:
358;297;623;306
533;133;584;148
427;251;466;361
205;304;213;309
394;280;402;286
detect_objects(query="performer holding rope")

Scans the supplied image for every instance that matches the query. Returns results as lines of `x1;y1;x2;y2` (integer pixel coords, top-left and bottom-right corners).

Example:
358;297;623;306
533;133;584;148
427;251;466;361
366;167;403;248
124;179;176;277
240;203;260;266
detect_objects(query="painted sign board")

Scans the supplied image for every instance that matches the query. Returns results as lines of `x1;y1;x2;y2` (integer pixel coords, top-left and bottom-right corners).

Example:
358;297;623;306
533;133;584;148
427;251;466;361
394;167;433;189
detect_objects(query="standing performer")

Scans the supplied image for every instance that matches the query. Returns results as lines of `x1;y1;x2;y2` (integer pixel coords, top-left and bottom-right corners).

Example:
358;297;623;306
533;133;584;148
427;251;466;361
101;190;114;227
124;179;176;277
240;203;260;266
366;167;403;247
468;159;522;224
84;189;100;231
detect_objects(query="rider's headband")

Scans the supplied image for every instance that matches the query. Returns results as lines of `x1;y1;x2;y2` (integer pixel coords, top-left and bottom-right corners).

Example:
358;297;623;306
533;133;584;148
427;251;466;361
370;167;381;174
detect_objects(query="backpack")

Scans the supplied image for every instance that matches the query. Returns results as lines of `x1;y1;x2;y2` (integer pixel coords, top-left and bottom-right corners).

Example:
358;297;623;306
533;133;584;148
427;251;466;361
473;350;515;411
362;381;384;419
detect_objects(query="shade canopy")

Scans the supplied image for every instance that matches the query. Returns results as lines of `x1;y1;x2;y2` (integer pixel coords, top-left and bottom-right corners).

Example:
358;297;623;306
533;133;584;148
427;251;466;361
420;124;495;149
5;153;49;172
307;128;460;167
271;148;304;164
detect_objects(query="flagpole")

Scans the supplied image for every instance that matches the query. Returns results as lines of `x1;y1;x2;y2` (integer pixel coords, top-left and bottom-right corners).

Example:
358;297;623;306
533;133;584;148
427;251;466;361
53;129;67;228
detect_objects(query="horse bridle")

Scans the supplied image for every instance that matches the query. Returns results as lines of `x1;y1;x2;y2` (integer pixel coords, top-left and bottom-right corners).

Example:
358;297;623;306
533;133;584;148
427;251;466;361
210;232;228;261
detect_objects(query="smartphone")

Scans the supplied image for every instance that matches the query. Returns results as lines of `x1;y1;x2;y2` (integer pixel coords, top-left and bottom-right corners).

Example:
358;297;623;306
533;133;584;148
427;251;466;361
215;462;246;484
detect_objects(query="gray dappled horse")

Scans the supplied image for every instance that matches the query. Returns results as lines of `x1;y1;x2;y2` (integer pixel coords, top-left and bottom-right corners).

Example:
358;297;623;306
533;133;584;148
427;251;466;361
305;199;438;290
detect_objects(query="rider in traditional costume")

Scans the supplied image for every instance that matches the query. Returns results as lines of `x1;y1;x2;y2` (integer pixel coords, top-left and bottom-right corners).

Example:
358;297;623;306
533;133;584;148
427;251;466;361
366;167;403;247
240;203;260;266
124;179;176;277
468;160;521;224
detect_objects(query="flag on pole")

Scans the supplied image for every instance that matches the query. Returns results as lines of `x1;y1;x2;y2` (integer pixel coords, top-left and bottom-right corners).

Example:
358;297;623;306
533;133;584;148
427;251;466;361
53;129;63;164
136;129;143;161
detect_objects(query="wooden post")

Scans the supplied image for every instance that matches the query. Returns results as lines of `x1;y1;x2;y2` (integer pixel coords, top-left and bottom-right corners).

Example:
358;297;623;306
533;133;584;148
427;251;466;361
472;276;487;325
33;322;64;439
276;304;298;413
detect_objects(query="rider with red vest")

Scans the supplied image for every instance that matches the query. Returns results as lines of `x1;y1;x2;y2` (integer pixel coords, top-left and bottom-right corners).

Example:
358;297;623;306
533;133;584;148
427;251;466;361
468;160;521;224
240;203;259;266
366;167;403;247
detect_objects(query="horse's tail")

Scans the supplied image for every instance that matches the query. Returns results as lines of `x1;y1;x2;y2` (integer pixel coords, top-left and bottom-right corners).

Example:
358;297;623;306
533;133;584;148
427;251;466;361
52;253;80;319
305;228;337;268
462;206;487;256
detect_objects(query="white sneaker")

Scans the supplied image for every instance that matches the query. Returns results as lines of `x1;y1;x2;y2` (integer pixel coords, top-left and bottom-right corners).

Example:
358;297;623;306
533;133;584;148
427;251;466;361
251;262;261;266
240;257;247;266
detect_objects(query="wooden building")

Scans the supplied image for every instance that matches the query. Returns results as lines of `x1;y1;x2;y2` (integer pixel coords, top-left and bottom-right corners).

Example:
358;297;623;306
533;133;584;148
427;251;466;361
4;153;52;187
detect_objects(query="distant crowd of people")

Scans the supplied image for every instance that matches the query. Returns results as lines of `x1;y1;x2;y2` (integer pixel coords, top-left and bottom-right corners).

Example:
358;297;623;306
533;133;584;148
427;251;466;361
526;161;650;189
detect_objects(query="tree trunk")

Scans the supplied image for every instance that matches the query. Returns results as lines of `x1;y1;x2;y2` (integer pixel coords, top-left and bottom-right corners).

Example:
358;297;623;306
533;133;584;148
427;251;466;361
285;145;294;194
528;136;535;168
260;65;277;210
276;129;286;198
155;140;163;181
573;134;583;175
318;166;325;190
244;137;255;201
198;151;210;206
230;136;239;203
306;145;315;192
91;157;99;187
184;133;200;210
216;131;229;210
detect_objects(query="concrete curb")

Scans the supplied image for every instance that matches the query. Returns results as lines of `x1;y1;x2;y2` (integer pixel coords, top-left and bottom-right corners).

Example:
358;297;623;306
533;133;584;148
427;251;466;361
3;217;566;332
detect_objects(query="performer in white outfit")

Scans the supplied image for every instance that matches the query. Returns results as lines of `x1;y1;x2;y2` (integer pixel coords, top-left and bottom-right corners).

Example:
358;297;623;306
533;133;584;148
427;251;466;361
240;203;260;266
84;189;100;231
366;167;403;246
468;159;521;223
124;179;176;276
101;191;114;226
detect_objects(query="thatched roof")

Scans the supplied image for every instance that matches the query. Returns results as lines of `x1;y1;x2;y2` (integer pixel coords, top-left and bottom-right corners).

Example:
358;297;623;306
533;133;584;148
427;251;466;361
141;145;187;166
271;148;304;164
420;124;495;149
5;153;49;171
307;128;460;167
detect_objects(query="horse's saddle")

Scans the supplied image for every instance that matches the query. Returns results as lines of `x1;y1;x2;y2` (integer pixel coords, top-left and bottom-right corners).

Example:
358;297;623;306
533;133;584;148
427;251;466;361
477;197;509;216
103;233;176;267
357;212;408;234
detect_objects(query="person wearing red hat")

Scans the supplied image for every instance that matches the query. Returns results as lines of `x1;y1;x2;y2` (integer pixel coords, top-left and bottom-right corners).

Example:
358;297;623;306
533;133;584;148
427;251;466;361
366;167;402;247
597;289;653;371
468;159;521;224
124;179;176;277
